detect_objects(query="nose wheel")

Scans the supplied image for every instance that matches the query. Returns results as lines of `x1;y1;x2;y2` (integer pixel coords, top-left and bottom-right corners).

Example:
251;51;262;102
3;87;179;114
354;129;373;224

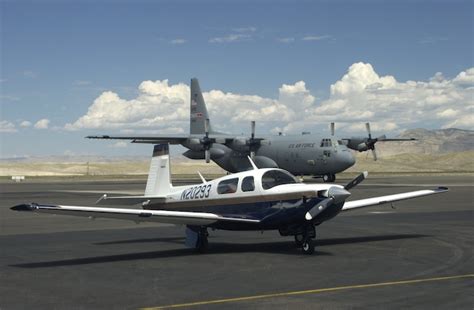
323;174;336;182
294;225;316;255
301;239;315;255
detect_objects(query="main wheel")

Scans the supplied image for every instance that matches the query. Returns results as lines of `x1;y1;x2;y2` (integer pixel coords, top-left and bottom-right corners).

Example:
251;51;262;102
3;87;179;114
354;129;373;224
294;234;304;247
195;229;209;253
323;174;330;182
301;239;315;255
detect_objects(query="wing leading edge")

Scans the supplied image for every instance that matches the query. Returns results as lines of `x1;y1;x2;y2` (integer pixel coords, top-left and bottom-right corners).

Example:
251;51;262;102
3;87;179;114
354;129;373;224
10;203;261;226
342;187;448;211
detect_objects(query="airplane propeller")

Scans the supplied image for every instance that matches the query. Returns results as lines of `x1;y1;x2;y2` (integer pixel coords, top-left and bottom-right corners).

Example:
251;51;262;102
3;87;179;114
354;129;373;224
200;118;212;163
248;121;259;160
359;122;385;161
305;171;368;221
330;122;335;136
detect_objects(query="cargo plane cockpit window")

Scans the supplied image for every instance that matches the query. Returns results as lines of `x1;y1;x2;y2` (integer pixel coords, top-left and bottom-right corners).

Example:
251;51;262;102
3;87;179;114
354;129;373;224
320;139;332;147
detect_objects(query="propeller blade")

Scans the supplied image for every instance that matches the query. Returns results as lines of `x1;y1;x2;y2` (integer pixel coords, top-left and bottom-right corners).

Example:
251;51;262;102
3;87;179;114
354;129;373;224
305;187;351;220
204;118;210;137
251;121;255;139
205;149;210;163
305;198;333;220
344;171;368;190
372;148;378;161
365;122;372;139
330;122;335;136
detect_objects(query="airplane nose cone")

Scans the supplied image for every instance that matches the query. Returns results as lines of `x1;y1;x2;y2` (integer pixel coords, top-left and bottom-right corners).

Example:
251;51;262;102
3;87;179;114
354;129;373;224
342;151;356;169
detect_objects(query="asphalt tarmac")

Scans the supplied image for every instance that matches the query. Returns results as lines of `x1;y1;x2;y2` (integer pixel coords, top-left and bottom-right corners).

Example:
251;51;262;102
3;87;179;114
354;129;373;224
1;175;473;309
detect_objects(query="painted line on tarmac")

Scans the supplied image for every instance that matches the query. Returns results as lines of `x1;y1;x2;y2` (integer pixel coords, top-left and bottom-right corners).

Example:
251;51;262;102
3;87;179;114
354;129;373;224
141;274;474;310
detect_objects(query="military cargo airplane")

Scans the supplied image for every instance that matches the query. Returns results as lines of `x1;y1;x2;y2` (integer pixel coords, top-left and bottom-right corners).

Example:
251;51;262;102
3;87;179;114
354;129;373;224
12;144;447;254
87;78;414;182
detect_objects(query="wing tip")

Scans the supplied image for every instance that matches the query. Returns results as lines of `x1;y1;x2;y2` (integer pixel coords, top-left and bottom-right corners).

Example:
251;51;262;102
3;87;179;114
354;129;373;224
11;203;37;211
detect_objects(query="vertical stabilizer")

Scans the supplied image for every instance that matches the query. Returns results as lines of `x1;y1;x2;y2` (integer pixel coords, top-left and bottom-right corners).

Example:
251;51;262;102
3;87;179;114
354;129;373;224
145;144;173;196
190;78;213;134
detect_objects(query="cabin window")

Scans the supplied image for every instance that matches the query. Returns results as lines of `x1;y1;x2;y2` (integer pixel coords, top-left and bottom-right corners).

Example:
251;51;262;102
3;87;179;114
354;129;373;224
241;176;255;192
217;178;239;194
262;170;297;190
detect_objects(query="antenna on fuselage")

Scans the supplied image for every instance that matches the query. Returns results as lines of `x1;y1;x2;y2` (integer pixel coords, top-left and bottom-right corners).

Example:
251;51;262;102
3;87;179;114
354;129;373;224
197;171;206;183
247;156;258;170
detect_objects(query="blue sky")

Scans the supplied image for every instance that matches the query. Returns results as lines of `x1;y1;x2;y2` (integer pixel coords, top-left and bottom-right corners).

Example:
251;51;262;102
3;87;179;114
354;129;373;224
1;0;473;157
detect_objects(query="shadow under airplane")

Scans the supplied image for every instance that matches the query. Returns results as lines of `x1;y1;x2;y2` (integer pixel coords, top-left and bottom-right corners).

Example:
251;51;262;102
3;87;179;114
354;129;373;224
11;234;428;268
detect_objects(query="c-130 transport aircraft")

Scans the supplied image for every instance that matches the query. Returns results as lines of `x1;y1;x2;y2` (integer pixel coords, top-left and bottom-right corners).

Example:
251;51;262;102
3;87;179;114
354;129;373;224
87;78;414;182
12;144;447;254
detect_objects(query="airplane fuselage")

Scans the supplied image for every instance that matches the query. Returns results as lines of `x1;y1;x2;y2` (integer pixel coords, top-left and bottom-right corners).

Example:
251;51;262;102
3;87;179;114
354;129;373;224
182;134;355;177
143;168;345;232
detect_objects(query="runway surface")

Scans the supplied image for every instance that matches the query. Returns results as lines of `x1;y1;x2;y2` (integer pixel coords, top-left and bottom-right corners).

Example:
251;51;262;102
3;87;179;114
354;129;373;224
1;175;473;309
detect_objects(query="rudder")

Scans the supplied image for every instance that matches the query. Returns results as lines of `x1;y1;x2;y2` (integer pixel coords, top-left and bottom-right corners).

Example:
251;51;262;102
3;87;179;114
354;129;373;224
190;78;213;135
145;144;173;196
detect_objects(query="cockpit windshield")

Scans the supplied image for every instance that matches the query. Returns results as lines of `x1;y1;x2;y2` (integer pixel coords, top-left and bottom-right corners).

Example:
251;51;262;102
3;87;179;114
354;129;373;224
320;138;332;147
261;170;298;190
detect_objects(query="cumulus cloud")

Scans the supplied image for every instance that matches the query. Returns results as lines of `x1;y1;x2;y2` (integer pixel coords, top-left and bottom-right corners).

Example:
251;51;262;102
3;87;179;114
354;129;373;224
20;120;32;127
0;120;17;133
34;119;50;129
66;63;474;136
305;62;474;132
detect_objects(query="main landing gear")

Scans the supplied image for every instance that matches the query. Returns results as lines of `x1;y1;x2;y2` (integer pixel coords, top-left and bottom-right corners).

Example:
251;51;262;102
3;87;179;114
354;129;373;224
322;174;336;183
185;226;209;253
294;225;316;255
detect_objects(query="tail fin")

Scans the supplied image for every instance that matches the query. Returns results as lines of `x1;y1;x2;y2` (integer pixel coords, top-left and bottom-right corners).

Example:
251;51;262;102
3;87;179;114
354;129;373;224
145;144;173;196
190;78;213;134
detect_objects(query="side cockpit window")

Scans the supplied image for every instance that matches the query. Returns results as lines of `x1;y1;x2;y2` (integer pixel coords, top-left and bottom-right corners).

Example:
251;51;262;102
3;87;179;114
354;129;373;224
262;170;297;190
217;178;239;194
241;176;255;192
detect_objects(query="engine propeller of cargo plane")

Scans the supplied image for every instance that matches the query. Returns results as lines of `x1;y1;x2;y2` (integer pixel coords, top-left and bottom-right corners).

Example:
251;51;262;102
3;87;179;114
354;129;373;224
201;118;213;163
248;121;260;160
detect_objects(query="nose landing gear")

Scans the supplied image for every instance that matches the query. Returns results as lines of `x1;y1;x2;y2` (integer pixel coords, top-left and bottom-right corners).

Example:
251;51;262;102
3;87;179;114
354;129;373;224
294;225;316;255
323;174;336;183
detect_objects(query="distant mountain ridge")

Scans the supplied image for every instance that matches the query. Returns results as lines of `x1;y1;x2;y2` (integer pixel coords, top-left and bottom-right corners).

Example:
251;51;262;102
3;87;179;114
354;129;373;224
377;128;474;156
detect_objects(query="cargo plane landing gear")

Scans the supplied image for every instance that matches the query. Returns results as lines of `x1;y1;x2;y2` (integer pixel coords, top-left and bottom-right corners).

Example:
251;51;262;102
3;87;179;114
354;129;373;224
323;174;336;183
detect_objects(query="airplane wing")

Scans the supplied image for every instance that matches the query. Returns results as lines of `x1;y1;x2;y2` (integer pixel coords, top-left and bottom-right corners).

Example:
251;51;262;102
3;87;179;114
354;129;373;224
86;134;263;145
86;135;189;145
11;203;261;226
342;187;448;211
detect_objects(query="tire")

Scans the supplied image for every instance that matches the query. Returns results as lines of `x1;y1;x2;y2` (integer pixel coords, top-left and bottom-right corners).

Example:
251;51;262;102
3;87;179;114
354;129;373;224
323;175;330;182
301;239;315;255
196;234;208;253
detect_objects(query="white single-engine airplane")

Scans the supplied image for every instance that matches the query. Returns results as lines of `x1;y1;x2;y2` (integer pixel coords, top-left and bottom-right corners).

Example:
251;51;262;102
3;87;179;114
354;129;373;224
12;144;448;254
